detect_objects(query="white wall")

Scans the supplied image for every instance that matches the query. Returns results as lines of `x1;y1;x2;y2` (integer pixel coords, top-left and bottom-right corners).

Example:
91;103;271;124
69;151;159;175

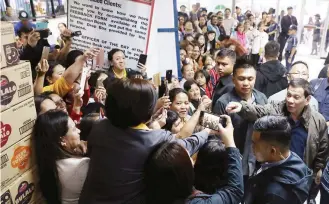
147;0;179;78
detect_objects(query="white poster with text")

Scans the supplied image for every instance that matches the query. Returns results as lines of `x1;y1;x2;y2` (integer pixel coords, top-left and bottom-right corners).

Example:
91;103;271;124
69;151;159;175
68;0;153;69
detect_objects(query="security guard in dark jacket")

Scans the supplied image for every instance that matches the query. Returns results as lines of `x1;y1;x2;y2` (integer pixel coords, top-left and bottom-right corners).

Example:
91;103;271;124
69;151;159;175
278;6;298;61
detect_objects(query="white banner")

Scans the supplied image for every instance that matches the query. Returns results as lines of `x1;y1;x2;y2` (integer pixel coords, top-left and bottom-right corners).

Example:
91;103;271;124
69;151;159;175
67;0;153;69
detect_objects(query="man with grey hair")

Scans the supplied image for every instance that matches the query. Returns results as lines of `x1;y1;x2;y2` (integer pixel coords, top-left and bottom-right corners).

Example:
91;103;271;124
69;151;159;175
268;61;318;111
244;115;312;203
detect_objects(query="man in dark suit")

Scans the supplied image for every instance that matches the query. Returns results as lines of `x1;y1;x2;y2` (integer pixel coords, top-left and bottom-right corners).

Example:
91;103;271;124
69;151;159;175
278;7;298;61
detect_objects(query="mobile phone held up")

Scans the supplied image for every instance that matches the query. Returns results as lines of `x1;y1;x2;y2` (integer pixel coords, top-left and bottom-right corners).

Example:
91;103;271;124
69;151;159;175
166;70;172;83
199;111;227;131
138;54;147;66
71;31;82;37
36;22;48;30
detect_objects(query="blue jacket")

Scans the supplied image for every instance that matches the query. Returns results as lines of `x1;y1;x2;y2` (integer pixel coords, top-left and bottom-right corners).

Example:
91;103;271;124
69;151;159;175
14;21;36;36
321;161;329;193
186;148;243;204
244;152;313;204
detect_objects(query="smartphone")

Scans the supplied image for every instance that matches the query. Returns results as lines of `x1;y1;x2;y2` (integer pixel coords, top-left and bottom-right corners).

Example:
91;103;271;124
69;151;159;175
166;70;172;83
41;46;50;60
164;81;169;96
138;54;147;66
199;111;227;131
36;22;48;30
71;31;82;37
95;48;104;70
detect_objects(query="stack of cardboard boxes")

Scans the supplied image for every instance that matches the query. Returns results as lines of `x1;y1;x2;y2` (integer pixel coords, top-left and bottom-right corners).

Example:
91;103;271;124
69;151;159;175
1;22;42;203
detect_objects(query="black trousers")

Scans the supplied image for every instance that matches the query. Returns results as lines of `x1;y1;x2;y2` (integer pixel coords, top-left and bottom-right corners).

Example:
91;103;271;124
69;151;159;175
278;33;288;61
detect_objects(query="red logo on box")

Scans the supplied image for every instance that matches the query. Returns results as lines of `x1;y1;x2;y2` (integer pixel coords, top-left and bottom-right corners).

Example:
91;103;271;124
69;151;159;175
11;146;31;170
1;122;12;147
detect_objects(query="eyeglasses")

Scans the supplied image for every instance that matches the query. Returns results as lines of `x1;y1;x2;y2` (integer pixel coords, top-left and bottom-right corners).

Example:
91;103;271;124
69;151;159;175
289;72;308;76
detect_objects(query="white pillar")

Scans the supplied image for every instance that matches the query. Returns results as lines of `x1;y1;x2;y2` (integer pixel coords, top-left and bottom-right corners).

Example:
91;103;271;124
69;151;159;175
320;2;329;58
297;0;306;43
275;0;280;22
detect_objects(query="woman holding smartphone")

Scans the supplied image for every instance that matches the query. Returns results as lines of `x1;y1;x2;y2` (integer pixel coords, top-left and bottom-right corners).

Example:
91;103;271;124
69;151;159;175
106;48;148;81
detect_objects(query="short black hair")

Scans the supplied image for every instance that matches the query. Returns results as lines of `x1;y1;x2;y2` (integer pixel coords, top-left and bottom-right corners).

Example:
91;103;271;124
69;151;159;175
183;80;197;92
262;11;268;15
233;58;255;76
34;95;52;114
211;15;218;20
207;30;216;35
216;48;236;63
253;116;292;150
265;41;280;59
288;78;312;98
144;142;194;204
291;61;309;70
162;110;180;131
194;137;228;194
225;8;231;12
105;78;157;128
66;50;83;68
194;69;210;84
79;113;99;141
108;48;124;61
17;26;33;38
169;88;187;103
181;63;192;74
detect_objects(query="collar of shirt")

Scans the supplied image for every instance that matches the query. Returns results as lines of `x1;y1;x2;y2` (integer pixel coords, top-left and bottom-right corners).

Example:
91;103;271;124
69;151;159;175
131;123;150;130
232;88;256;104
258;151;291;173
220;74;233;85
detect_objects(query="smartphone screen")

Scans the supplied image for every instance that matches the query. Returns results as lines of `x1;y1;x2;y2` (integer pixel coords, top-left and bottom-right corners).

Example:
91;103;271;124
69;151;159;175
199;111;226;131
166;70;172;83
36;22;48;30
138;54;147;66
41;46;50;60
95;48;104;70
164;81;169;96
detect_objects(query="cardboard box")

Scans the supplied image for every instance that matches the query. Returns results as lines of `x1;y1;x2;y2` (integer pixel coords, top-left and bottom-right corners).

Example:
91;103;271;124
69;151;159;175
0;167;42;204
1;61;34;112
1;97;36;152
1;22;19;68
1;136;33;189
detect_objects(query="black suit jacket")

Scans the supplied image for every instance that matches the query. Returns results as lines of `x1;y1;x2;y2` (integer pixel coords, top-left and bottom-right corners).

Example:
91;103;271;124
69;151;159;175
281;15;298;36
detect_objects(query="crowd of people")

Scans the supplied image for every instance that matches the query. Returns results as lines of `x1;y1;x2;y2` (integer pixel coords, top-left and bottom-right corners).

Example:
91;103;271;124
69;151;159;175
1;3;329;204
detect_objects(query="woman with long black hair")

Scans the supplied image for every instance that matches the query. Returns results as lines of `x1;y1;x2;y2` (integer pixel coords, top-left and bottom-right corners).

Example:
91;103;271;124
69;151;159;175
204;30;217;55
33;110;88;204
